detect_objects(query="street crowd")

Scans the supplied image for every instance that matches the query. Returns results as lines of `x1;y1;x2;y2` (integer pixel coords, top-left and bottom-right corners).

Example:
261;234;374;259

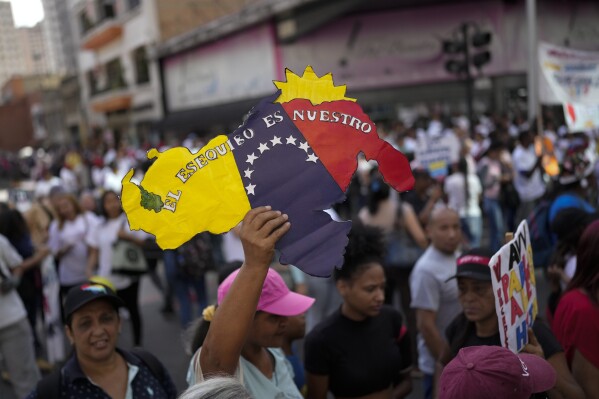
0;111;598;399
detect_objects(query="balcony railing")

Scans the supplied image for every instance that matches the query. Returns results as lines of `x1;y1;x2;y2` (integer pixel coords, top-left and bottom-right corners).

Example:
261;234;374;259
80;2;122;50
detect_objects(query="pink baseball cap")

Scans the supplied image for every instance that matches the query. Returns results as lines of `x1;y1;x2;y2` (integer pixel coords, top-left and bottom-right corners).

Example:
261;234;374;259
217;268;315;316
440;346;556;399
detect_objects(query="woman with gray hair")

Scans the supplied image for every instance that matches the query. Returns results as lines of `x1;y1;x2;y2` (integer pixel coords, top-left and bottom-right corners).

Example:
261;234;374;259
179;377;251;399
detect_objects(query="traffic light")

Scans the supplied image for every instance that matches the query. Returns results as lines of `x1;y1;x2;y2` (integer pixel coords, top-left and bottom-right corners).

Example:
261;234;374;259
472;51;491;68
472;31;492;48
445;60;467;74
442;24;492;75
443;40;465;54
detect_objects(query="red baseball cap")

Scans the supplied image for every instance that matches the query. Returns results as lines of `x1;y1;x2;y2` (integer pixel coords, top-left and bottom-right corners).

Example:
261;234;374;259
217;268;315;316
440;346;556;399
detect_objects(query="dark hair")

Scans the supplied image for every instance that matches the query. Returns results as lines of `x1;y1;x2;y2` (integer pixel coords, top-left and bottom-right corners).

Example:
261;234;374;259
0;208;30;241
570;220;599;304
333;222;385;281
99;190;122;219
457;158;470;213
518;129;532;143
366;176;390;215
190;305;218;353
550;209;598;269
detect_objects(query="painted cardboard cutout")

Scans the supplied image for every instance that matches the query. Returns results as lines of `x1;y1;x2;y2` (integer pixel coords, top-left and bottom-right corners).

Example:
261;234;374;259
488;220;538;353
121;67;414;277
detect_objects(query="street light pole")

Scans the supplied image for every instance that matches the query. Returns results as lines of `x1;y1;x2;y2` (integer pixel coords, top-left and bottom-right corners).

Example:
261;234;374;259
526;0;538;127
462;23;475;137
443;22;492;137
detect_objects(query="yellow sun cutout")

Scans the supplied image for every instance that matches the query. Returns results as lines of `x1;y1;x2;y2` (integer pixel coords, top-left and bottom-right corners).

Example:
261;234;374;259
273;66;356;106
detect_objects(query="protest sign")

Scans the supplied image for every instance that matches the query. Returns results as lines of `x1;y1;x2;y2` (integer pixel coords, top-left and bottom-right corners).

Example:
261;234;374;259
413;133;458;180
539;42;599;106
488;220;538;353
563;102;599;131
120;66;414;277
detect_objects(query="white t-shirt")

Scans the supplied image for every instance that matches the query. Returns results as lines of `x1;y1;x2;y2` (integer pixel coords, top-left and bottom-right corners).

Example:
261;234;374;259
86;214;148;290
512;145;546;202
187;347;302;399
410;246;462;375
444;172;482;218
49;213;101;286
0;235;27;329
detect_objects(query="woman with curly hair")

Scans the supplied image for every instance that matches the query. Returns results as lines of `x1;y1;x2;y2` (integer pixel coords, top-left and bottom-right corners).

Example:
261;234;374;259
304;222;413;399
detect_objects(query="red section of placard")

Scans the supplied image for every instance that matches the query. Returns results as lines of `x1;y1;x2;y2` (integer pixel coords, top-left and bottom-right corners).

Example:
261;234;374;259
282;99;414;193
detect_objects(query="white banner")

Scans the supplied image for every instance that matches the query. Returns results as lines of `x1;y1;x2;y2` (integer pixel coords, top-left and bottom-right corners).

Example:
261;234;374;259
563;102;599;131
539;42;599;105
488;220;538;354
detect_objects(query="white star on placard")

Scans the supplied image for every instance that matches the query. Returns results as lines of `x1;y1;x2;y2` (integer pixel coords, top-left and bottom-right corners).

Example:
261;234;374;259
299;141;310;152
286;135;297;145
270;136;282;146
246;153;258;165
244;168;254;179
258;142;270;153
307;153;319;163
245;183;256;195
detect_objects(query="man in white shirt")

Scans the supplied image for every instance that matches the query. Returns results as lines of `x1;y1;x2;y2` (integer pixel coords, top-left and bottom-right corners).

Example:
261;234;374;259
410;207;462;399
0;235;41;398
512;130;546;222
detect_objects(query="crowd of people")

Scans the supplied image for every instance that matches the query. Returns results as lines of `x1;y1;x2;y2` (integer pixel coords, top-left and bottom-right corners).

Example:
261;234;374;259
0;111;598;399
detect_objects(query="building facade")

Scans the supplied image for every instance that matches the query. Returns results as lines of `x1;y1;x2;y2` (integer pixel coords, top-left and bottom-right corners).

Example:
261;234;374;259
0;1;57;88
156;0;599;135
0;2;20;87
0;74;65;151
43;0;79;74
72;0;164;146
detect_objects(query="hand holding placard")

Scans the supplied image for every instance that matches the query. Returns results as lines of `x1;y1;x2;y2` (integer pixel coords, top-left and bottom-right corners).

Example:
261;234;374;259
489;220;538;353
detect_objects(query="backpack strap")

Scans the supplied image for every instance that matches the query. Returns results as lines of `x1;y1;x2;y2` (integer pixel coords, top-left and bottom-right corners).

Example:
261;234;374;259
130;347;164;381
36;368;62;399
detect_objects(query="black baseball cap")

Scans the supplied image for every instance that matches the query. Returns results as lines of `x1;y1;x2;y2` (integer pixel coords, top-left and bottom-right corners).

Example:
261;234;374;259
446;248;493;282
64;283;124;322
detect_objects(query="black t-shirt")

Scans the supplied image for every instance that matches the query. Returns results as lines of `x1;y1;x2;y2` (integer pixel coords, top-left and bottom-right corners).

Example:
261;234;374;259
444;314;562;399
304;305;412;397
445;314;562;360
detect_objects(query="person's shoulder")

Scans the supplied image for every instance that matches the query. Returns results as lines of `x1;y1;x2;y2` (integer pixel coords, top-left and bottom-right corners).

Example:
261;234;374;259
444;173;458;183
413;248;445;272
306;311;341;341
0;233;10;246
380;304;403;325
268;347;287;361
512;145;525;158
557;290;596;315
445;313;468;341
380;304;400;315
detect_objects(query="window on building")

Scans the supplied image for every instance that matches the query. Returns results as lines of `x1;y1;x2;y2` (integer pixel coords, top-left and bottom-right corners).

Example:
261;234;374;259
87;70;98;96
132;46;150;84
79;11;93;34
106;58;126;90
128;0;141;10
97;0;116;20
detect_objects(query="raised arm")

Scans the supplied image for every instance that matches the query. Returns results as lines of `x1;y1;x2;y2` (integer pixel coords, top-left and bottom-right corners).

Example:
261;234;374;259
200;207;290;377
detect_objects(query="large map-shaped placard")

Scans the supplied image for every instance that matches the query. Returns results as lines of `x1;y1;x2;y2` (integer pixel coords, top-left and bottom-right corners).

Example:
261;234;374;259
121;67;414;277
